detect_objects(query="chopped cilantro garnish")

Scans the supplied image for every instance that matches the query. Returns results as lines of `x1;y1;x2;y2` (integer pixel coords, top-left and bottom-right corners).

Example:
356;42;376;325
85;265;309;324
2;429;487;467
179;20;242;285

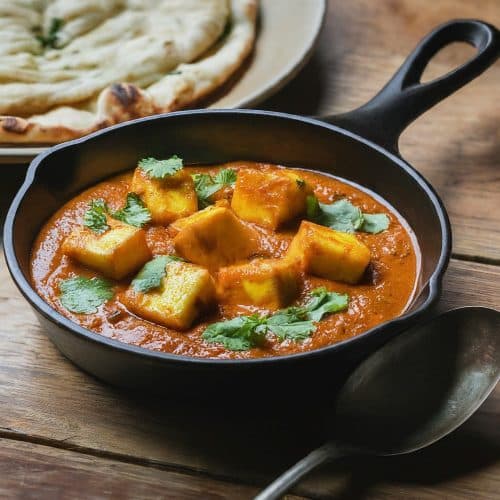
307;195;389;234
192;174;221;207
213;168;237;185
202;315;268;351
360;213;390;233
83;199;109;234
112;193;151;228
303;287;349;322
306;193;320;220
59;276;113;314
266;314;315;342
192;169;237;208
132;255;183;293
84;194;153;232
296;178;306;188
37;18;64;49
138;156;183;180
202;287;349;350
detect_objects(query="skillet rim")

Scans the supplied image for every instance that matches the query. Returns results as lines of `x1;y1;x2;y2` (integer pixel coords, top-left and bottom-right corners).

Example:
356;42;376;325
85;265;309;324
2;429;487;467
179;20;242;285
3;108;452;366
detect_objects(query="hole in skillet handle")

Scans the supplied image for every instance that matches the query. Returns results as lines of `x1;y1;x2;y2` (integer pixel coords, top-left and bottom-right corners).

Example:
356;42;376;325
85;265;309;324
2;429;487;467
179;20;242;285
320;19;500;154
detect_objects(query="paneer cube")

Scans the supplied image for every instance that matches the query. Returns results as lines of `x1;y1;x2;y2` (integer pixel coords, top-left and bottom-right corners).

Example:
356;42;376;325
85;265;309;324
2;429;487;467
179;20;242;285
62;219;151;280
123;261;215;330
217;258;300;310
131;167;197;225
286;221;371;284
231;168;310;229
172;206;259;270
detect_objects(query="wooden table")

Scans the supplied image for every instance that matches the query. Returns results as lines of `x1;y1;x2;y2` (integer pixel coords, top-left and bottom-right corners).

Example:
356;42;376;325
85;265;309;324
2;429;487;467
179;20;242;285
1;1;499;498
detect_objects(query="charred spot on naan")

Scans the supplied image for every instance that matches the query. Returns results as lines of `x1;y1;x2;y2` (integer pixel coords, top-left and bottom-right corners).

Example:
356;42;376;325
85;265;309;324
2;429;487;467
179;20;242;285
1;117;29;135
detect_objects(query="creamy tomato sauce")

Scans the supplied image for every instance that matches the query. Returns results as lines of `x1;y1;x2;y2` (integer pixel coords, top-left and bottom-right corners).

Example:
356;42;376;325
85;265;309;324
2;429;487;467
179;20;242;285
31;162;418;359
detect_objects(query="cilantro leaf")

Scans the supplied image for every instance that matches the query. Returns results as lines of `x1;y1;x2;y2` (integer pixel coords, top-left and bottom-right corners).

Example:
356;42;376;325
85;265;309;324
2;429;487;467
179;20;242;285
266;311;315;341
138;155;183;180
317;198;364;233
59;276;113;314
306;194;320;219
213;168;237;185
304;287;349;322
112;193;151;228
307;195;389;234
265;288;348;340
36;18;64;49
202;315;268;351
360;213;390;234
268;306;309;324
202;287;349;350
83;199;109;234
192;169;237;208
132;255;183;293
192;173;222;208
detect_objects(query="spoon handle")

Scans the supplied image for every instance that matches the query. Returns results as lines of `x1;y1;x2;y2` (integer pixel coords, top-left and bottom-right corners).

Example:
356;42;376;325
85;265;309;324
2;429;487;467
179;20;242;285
255;442;345;500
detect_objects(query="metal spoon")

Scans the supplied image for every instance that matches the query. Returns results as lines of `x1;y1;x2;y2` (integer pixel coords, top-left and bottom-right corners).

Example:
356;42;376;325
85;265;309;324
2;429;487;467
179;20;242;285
256;306;500;500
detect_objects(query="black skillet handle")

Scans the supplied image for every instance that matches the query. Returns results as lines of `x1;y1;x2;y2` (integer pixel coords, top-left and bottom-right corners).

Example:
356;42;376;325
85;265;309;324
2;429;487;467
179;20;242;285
321;19;499;153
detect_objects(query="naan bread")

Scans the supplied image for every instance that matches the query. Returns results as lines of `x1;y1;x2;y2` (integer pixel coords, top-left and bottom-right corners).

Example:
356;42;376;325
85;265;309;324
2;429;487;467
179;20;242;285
0;0;257;144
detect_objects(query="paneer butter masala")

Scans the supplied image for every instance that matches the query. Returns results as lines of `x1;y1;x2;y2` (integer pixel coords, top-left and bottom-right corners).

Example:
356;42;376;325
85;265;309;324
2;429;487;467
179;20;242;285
31;158;419;359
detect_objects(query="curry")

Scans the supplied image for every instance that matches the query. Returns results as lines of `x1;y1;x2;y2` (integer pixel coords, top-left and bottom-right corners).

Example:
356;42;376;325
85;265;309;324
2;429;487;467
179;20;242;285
30;159;418;359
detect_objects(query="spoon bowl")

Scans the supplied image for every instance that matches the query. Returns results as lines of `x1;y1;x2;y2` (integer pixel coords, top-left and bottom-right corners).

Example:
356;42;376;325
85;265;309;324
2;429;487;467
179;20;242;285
335;306;500;455
257;307;500;499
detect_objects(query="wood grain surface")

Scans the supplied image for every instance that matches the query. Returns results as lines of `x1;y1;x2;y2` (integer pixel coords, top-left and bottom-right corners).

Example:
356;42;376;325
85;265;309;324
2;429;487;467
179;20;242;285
0;0;499;498
0;439;269;500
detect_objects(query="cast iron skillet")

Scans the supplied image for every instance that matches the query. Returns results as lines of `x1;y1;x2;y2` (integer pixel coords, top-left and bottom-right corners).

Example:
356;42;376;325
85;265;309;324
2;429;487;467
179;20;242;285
4;20;499;396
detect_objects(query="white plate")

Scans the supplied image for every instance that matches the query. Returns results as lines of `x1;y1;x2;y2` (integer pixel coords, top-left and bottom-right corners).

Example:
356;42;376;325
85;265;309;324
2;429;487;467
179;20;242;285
0;0;326;164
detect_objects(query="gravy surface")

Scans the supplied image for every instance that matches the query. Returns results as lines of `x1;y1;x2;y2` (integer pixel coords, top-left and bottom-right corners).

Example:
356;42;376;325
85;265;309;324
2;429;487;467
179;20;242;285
31;162;418;359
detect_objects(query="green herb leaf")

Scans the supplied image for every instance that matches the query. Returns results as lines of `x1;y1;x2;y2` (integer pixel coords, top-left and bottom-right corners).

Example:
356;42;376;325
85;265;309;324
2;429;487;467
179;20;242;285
202;287;349;350
360;213;390;234
192;169;237;207
202;315;268;351
304;287;349;322
83;199;109;235
37;18;64;49
266;311;315;341
132;255;183;293
268;306;309;324
112;193;151;228
306;194;320;219
138;155;183;180
192;174;222;208
307;195;389;234
59;276;113;314
213;168;237;185
317;198;364;233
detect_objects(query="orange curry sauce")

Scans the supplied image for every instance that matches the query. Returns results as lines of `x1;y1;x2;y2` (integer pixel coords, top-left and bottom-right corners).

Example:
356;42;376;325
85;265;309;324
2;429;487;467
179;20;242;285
31;162;419;359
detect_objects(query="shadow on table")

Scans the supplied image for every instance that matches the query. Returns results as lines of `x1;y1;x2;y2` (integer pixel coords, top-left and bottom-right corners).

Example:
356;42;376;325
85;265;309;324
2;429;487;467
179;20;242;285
260;51;329;116
103;378;499;498
316;428;499;499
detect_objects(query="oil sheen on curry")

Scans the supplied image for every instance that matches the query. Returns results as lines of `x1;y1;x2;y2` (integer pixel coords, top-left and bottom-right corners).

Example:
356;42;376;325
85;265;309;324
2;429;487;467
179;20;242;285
31;158;418;359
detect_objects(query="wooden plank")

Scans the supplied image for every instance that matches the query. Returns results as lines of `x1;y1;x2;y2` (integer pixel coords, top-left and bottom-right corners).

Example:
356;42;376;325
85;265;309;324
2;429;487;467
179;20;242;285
263;0;500;262
0;438;276;500
0;256;498;498
0;1;498;498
